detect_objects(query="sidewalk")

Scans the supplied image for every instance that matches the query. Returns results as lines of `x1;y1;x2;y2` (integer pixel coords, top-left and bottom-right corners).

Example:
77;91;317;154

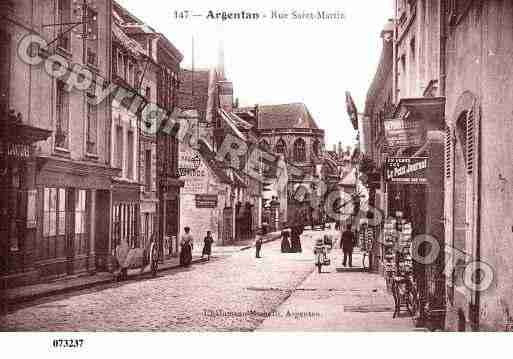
2;231;283;309
257;249;422;331
204;230;282;254
1;254;205;308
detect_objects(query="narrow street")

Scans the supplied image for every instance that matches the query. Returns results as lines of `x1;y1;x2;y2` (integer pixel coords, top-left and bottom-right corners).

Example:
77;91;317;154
0;228;416;332
1;230;320;331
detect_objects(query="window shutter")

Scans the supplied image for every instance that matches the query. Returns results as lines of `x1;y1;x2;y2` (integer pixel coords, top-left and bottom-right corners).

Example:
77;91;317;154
444;125;454;285
445;127;452;179
467;100;480;266
466;107;475;175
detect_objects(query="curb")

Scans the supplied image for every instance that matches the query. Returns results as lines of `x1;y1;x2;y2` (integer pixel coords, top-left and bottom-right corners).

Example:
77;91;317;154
5;257;207;306
239;233;282;251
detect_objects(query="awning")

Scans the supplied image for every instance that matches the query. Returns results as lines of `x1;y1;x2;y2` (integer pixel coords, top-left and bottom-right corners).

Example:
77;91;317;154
1;110;52;161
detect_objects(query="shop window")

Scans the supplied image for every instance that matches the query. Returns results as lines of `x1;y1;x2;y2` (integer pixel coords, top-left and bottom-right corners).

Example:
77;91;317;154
112;203;139;249
293;138;306;162
86;91;97;154
74;189;88;255
58;0;71;51
42;188;67;260
55;80;69;149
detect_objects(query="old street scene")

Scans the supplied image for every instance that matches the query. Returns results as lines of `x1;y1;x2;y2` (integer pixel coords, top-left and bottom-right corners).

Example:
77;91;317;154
1;0;513;334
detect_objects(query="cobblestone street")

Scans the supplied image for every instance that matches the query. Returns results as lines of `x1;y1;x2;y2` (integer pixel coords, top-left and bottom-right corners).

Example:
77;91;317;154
1;230;330;331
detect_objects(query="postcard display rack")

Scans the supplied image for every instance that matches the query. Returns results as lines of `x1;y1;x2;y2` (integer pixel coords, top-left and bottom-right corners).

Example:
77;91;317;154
359;225;374;253
382;219;413;277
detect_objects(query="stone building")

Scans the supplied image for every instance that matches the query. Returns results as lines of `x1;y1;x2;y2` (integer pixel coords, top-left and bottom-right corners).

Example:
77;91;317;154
441;0;513;332
177;63;262;242
362;0;513;331
1;0;115;286
235;103;326;225
108;1;183;260
178;139;233;246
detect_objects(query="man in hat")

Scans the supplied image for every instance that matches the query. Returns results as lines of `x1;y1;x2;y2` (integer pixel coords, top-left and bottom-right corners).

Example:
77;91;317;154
341;224;356;267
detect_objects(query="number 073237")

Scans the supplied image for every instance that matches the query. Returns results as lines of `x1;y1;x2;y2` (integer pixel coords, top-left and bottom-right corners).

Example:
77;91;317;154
52;339;84;348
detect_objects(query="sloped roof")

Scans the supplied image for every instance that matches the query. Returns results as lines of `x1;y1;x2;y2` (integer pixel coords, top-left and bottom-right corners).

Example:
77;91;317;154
197;140;232;184
226;112;253;131
240;103;319;130
219;109;246;141
177;69;211;122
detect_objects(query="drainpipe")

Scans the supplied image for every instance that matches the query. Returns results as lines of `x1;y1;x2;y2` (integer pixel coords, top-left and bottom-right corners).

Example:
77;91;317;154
392;0;398;104
439;0;446;97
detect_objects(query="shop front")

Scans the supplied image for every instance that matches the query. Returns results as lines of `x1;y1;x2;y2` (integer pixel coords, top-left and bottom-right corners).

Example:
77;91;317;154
0;110;51;288
110;180;141;266
381;97;446;329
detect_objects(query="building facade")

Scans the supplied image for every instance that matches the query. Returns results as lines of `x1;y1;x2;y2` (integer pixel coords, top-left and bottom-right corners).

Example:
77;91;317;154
1;0;116;286
362;0;513;331
236;103;326;226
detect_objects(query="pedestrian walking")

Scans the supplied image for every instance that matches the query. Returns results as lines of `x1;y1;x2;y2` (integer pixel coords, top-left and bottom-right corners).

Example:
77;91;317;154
202;231;214;260
255;227;266;258
341;224;356;267
180;227;194;267
280;228;291;253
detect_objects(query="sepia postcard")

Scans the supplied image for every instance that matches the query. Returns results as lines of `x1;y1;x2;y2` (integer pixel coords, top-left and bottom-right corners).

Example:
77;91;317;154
1;0;512;356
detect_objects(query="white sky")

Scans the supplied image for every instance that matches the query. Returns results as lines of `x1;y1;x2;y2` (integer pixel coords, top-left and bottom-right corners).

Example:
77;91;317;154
117;0;394;149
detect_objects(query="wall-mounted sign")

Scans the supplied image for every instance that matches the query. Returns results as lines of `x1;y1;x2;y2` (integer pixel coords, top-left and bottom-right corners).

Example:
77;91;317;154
0;141;31;159
385;157;428;184
179;146;208;193
195;194;218;208
384;118;424;149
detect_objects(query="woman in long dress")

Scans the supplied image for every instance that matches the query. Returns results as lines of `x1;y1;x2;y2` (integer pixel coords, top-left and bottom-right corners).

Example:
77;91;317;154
202;231;214;260
280;229;291;253
180;227;194;267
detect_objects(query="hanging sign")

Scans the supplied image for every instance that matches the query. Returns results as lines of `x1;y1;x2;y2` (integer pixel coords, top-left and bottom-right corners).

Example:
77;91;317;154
384;118;424;149
385;157;428;184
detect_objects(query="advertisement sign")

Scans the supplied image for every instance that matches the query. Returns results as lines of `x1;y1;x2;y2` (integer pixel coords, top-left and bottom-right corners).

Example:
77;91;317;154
385;157;428;184
179;146;208;194
384;118;424;149
195;194;218;208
